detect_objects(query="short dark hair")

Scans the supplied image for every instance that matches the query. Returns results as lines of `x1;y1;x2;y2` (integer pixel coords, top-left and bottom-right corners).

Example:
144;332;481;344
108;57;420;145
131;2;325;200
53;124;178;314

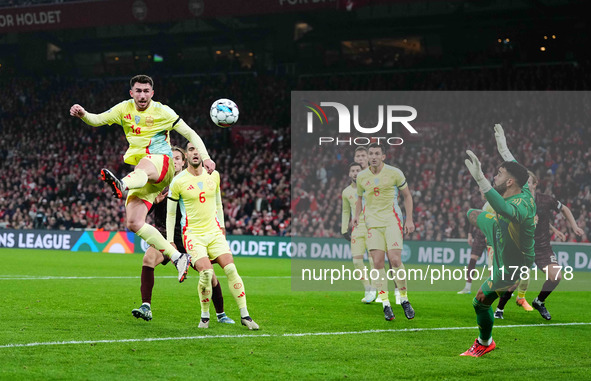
349;162;362;170
130;74;154;89
354;146;368;154
368;142;383;154
500;161;529;188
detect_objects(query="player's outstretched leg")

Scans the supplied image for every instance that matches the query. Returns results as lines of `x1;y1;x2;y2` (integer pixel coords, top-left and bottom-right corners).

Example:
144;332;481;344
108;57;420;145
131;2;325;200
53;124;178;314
126;197;190;283
100;168;128;199
135;222;190;282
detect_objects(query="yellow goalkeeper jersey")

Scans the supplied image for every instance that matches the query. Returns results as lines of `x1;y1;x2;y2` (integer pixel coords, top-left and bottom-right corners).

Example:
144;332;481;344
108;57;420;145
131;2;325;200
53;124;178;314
168;169;225;236
82;99;179;165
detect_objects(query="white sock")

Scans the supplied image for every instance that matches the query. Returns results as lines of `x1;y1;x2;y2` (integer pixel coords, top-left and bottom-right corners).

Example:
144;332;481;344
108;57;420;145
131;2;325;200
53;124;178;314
170;251;181;262
382;299;391;307
465;281;471;289
142;302;150;307
201;311;210;319
240;307;249;318
478;336;493;346
216;312;226;317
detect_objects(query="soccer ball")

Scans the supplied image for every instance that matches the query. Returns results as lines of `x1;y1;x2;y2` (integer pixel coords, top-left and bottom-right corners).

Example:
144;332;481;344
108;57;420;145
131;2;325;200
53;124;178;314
210;98;239;128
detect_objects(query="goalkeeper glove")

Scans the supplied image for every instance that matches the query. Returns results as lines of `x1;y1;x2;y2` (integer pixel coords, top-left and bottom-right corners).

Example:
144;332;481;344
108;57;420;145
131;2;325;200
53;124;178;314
494;124;516;162
465;150;492;193
343;231;351;242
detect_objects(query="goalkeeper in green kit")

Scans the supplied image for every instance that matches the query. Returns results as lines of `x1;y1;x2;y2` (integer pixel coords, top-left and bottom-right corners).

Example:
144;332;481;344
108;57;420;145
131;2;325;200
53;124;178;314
461;124;536;357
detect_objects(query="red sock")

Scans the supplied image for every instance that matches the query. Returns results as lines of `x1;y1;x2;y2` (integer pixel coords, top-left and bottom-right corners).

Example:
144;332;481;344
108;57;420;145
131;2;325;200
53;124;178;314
212;281;224;314
141;266;155;304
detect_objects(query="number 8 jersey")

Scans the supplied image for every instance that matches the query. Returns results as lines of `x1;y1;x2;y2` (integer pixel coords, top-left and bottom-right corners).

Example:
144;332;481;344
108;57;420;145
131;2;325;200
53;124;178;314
356;164;407;229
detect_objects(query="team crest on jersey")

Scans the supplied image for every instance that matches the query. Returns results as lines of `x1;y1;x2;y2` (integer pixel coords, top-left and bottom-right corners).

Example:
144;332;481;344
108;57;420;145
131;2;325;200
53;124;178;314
374;178;380;185
197;182;204;190
146;116;154;127
206;179;215;190
135;115;141;124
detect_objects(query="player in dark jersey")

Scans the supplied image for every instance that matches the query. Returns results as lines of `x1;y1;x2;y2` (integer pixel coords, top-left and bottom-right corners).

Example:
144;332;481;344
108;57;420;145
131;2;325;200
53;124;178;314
494;171;584;320
132;146;234;324
458;226;488;294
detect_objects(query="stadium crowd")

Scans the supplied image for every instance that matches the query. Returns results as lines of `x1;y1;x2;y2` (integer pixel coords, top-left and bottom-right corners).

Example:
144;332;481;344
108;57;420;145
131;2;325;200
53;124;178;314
1;63;590;242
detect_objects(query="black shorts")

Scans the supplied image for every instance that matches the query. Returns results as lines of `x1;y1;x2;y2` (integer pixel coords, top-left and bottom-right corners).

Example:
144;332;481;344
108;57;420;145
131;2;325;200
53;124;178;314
534;246;558;270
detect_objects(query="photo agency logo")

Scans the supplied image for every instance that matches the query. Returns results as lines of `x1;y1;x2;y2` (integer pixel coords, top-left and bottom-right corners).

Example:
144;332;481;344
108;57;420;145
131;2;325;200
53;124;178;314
303;99;418;146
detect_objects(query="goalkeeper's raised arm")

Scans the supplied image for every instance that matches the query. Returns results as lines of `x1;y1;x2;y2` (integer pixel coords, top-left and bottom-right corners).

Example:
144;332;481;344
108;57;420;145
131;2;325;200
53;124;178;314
465;150;531;223
494;124;516;162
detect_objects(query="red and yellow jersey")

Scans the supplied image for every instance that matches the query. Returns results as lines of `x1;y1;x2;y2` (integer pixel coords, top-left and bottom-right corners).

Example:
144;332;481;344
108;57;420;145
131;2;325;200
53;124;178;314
168;169;224;236
82;99;179;165
356;164;407;228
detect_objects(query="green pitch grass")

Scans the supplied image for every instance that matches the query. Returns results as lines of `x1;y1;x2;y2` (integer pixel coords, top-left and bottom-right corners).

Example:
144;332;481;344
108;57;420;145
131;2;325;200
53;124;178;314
1;249;590;380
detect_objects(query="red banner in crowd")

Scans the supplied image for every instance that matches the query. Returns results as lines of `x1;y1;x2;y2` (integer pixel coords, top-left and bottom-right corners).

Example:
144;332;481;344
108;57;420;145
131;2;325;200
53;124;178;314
0;0;430;33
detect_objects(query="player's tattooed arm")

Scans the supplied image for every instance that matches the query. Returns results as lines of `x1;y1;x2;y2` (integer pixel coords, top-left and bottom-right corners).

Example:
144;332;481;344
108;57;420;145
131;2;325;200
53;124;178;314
467;209;484;227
